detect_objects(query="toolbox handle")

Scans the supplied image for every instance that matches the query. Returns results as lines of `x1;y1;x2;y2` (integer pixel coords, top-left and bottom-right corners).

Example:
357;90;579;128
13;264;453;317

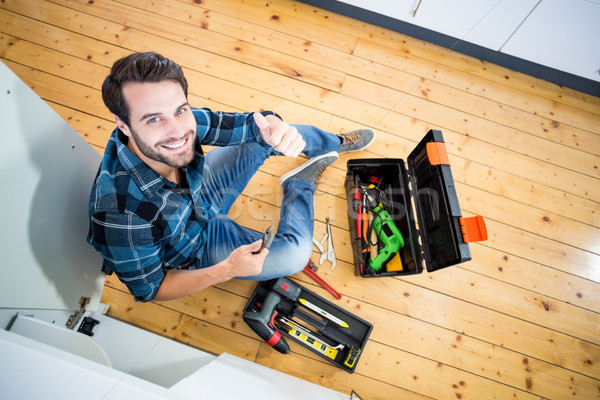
459;216;488;243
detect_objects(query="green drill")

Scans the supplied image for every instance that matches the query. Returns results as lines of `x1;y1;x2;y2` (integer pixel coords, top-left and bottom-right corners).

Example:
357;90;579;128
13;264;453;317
368;204;405;272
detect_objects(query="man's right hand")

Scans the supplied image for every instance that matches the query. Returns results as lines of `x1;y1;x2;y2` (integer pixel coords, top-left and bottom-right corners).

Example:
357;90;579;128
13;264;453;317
253;113;305;157
153;240;268;302
218;239;268;281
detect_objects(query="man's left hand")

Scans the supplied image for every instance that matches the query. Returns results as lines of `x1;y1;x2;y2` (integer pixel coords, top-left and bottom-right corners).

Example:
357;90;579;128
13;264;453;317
254;113;305;157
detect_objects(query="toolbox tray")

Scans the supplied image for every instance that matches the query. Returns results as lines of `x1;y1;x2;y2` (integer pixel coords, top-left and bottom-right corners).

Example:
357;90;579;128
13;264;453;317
243;277;372;373
344;129;487;277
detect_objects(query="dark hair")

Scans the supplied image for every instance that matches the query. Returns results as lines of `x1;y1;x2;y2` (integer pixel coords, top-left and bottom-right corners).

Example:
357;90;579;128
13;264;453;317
101;52;188;126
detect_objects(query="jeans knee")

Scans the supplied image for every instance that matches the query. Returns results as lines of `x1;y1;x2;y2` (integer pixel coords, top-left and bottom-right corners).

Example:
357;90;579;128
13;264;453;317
268;235;312;276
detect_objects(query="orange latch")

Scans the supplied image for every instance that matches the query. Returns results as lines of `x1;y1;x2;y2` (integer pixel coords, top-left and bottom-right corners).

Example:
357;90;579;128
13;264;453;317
459;216;488;243
426;142;450;166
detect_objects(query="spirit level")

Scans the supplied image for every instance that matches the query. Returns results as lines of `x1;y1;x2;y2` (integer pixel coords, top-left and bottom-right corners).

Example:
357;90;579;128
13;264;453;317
277;317;343;360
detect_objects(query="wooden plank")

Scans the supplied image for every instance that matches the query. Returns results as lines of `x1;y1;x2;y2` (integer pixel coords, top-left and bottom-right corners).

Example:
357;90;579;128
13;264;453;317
342;75;600;156
154;0;357;54
1;0;130;45
457;182;600;254
0;34;105;87
352;38;600;131
258;340;541;400
255;346;432;400
118;28;332;125
375;111;600;201
309;0;600;116
390;99;600;180
0;6;132;67
53;0;347;92
464;245;600;314
255;0;600;119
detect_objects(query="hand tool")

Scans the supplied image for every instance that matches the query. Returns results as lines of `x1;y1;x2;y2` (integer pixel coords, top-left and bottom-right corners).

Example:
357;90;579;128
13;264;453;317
361;204;368;252
253;225;274;254
299;298;349;328
277;317;344;360
312;235;326;255
320;217;336;269
242;291;289;354
368;210;378;259
302;260;342;300
352;175;362;243
313;217;336;269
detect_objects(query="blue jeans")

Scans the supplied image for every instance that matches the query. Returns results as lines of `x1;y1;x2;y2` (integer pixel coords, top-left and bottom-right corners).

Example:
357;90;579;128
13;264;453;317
196;124;341;279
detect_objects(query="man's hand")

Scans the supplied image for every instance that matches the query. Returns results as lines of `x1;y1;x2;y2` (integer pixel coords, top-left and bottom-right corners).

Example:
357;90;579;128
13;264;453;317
153;240;268;302
219;239;269;281
254;112;305;157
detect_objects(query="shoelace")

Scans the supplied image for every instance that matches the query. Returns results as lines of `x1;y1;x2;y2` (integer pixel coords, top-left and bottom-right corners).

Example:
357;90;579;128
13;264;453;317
342;132;362;145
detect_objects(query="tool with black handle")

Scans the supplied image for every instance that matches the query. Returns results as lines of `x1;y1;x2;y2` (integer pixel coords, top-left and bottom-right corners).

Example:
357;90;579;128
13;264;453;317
253;225;275;254
243;291;290;354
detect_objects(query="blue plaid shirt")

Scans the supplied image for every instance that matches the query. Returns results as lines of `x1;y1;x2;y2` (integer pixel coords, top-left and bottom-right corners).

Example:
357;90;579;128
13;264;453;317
87;108;276;301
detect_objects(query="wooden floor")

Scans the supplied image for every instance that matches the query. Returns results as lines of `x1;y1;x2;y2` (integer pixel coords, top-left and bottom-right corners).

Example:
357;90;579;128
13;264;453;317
2;0;599;398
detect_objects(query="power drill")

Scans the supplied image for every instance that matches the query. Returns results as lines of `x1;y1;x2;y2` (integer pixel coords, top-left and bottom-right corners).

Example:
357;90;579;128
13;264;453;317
363;186;405;272
243;291;290;354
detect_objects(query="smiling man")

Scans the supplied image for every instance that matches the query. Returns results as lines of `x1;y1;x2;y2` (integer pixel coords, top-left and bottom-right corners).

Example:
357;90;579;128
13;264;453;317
87;52;374;302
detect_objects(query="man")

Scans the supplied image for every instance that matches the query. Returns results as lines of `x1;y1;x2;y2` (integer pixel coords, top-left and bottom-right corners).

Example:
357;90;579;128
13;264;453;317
87;52;374;302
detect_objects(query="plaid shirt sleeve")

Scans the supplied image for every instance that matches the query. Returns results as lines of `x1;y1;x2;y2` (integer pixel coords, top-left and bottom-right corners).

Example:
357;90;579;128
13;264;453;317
193;108;280;146
89;209;166;302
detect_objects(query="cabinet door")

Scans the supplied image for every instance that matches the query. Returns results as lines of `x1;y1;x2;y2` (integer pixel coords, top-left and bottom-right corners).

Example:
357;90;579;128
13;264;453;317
0;62;105;312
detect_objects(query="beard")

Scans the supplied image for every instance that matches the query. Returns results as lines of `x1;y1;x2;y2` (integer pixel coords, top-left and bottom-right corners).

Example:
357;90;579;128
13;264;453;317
129;127;197;169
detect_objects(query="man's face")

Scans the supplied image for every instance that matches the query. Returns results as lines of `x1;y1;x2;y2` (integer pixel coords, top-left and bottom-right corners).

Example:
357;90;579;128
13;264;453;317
116;80;197;176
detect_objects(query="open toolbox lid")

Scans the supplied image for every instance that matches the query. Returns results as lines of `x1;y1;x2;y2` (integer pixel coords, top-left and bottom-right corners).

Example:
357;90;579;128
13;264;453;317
406;129;487;272
0;62;105;312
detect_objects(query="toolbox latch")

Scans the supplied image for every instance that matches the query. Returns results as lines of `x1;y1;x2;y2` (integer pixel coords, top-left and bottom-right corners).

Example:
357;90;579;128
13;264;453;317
426;142;450;166
459;216;488;243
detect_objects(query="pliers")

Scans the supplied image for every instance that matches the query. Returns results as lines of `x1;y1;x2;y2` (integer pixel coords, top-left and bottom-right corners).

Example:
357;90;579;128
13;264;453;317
313;217;336;269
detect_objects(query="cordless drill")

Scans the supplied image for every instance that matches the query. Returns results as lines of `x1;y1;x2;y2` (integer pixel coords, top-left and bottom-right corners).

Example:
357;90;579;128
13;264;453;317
363;186;405;272
243;291;290;354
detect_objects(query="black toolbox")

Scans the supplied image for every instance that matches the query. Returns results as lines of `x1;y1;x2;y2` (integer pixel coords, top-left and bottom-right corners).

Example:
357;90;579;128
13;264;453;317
344;129;487;277
243;277;372;373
